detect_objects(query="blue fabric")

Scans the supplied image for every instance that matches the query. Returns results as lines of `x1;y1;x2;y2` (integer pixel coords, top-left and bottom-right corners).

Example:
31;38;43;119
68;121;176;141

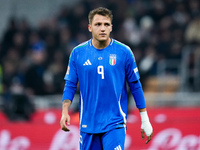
63;38;140;133
80;127;126;150
128;80;146;109
62;80;77;101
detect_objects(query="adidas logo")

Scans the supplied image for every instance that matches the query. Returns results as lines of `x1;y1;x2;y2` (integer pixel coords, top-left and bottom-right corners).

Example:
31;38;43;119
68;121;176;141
114;145;122;150
83;59;92;66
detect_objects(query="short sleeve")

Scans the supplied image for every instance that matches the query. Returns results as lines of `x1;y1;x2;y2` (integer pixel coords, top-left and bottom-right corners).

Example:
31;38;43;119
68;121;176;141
125;48;140;82
64;50;78;84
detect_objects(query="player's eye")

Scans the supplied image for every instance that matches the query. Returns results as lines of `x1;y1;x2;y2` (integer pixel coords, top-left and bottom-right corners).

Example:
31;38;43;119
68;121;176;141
105;23;110;26
95;23;101;26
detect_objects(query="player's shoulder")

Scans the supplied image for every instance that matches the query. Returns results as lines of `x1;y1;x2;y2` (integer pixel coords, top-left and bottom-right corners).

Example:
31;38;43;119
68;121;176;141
113;39;130;50
113;39;135;60
72;40;90;52
112;39;132;52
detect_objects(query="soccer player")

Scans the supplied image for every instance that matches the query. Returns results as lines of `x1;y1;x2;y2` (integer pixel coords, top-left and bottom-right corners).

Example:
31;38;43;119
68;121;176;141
60;7;153;150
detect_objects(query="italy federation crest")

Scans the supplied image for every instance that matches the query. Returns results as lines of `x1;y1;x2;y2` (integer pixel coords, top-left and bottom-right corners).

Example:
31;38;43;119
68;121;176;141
109;54;116;66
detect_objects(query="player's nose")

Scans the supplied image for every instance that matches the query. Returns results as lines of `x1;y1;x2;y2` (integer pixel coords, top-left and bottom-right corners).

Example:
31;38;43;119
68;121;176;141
100;25;106;31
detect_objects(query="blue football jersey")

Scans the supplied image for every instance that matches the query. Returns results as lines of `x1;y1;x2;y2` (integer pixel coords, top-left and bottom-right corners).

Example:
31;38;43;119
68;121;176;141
64;38;140;133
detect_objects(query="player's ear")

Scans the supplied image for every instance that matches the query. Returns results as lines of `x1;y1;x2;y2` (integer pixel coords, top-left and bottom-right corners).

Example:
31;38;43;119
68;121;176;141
88;24;92;32
110;24;113;32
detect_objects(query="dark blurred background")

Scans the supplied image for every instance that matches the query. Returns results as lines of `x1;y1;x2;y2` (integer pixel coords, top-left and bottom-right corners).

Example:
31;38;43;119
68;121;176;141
1;0;200;114
0;0;200;149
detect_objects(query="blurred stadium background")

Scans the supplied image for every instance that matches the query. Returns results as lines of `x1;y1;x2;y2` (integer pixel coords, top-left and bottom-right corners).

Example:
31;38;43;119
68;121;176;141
0;0;200;149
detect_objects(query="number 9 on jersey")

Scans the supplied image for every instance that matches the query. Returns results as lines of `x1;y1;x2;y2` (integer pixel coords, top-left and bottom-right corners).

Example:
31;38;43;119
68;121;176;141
97;65;104;79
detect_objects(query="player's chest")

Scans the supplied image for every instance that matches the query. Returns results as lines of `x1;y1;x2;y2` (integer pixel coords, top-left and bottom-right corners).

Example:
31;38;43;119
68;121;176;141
76;50;124;72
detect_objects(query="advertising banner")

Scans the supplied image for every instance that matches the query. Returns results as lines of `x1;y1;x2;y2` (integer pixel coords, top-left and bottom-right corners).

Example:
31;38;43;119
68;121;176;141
0;107;200;150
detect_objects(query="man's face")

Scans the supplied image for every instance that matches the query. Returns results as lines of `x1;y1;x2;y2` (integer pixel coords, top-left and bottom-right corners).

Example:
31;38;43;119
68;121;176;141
88;14;112;42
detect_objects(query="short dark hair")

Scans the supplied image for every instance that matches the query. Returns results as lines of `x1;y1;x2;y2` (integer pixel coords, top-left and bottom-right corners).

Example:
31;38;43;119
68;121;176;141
88;7;113;24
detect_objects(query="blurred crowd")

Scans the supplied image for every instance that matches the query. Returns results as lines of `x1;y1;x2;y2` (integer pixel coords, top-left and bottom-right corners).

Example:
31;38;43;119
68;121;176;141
0;0;200;98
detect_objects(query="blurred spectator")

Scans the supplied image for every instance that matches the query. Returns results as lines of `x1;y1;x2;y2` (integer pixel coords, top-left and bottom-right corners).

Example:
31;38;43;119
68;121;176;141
24;41;47;95
139;45;157;87
185;16;200;44
188;0;200;18
43;50;66;94
1;18;18;59
123;16;142;46
59;26;73;56
3;78;35;121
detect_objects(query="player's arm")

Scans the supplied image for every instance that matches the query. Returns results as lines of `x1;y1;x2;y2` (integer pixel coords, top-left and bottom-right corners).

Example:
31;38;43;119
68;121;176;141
128;80;153;144
125;46;153;143
60;49;78;132
139;108;153;144
60;80;77;131
60;99;72;131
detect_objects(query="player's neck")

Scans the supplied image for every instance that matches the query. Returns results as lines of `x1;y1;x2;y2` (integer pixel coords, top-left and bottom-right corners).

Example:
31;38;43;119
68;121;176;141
92;38;111;49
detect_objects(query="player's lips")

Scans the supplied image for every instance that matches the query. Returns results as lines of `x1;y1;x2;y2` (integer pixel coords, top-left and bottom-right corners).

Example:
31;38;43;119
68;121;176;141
99;33;106;36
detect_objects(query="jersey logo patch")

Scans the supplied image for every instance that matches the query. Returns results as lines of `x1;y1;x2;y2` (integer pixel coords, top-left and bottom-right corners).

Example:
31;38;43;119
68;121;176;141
83;59;92;66
109;54;116;66
98;57;103;60
82;125;87;128
134;67;138;73
66;66;70;75
114;145;122;150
